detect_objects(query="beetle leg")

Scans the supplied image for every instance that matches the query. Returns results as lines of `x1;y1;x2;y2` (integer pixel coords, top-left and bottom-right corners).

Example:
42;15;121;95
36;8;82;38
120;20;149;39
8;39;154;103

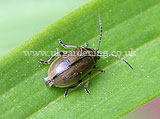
93;65;105;72
59;39;77;49
84;72;92;95
39;51;63;64
64;80;82;97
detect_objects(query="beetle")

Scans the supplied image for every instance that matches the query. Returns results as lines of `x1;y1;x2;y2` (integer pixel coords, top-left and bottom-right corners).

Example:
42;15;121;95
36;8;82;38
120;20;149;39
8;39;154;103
39;15;133;97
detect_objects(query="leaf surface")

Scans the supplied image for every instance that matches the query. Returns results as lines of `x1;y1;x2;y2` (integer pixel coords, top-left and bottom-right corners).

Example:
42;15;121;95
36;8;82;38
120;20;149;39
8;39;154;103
0;0;160;119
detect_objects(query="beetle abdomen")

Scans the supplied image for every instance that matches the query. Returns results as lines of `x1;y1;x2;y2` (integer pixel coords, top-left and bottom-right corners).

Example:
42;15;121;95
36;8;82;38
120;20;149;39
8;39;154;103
48;48;97;87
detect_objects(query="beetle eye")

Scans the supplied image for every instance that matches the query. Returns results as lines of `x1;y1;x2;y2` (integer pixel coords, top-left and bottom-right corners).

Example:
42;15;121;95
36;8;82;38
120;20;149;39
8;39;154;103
98;56;100;60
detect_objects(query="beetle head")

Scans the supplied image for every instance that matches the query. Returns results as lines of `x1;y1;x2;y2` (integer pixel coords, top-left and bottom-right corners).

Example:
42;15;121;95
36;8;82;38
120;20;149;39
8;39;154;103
44;77;53;88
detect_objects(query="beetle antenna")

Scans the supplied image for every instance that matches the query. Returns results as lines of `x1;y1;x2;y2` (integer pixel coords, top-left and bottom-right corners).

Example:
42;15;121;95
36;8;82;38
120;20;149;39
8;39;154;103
97;15;102;52
98;53;133;69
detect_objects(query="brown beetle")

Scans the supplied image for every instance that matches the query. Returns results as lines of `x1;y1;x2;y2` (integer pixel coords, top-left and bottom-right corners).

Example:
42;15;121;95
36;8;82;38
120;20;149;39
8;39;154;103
39;15;133;97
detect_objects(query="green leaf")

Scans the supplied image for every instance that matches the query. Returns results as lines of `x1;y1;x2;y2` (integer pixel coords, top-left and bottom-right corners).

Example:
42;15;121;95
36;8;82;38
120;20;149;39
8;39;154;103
0;0;160;119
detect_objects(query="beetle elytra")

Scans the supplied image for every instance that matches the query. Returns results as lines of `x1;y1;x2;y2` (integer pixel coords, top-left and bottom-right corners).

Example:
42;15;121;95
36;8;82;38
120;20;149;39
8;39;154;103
39;15;133;97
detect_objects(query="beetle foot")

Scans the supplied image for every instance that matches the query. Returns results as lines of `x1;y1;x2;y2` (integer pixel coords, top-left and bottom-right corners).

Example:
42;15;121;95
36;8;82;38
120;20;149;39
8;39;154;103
97;69;105;72
100;70;105;72
58;39;63;44
84;88;90;95
39;59;48;64
64;89;69;97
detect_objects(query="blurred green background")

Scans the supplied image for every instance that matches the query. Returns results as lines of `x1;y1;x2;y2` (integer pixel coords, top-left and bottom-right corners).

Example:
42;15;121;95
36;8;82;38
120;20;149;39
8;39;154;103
0;0;91;57
0;0;159;119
